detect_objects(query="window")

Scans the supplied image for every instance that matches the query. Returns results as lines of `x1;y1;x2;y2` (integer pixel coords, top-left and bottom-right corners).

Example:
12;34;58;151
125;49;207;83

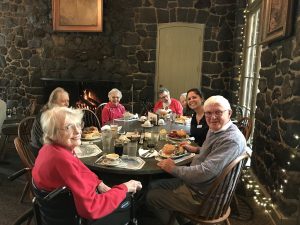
239;0;262;143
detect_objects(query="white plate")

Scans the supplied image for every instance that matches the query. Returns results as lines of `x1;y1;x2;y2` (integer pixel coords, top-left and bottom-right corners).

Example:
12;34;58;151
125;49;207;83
167;135;188;142
81;135;101;141
141;124;154;128
114;117;138;122
158;150;190;159
98;158;122;166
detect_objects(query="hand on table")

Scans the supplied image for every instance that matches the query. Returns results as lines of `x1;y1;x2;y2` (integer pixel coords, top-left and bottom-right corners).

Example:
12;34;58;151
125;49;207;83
183;144;200;153
123;180;142;193
157;158;176;173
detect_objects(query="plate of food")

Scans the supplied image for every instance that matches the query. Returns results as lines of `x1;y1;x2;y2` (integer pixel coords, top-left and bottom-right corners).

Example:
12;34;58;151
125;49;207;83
96;154;122;166
167;130;188;141
81;126;101;141
175;116;191;124
159;143;190;159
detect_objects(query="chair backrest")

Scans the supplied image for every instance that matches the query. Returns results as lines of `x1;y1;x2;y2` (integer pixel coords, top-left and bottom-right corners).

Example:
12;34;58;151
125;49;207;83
95;103;107;126
197;152;249;220
82;108;101;129
237;117;252;141
14;137;35;169
18;116;36;145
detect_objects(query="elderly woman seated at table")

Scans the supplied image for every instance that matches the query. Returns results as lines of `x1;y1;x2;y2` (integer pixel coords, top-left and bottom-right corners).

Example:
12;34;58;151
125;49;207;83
30;87;70;157
179;92;193;117
102;88;126;125
32;107;142;223
154;87;183;116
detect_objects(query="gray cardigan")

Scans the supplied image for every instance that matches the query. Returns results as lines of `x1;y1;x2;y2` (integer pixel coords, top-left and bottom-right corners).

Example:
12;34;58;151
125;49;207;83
172;122;246;196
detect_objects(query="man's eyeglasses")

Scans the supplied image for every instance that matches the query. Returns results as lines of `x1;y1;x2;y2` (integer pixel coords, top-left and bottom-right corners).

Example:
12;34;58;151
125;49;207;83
159;95;169;100
204;110;228;118
59;122;84;133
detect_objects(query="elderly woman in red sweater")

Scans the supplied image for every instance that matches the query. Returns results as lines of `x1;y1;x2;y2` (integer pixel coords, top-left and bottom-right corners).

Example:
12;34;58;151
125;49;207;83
32;106;142;224
101;88;126;125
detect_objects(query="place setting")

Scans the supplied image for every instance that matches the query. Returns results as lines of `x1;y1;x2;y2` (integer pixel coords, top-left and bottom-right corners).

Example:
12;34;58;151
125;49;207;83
139;132;159;158
75;142;102;158
114;111;139;122
155;142;195;163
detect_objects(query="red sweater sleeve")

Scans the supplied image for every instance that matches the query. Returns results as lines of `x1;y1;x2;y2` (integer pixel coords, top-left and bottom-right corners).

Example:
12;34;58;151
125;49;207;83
170;98;183;115
32;145;128;220
59;157;127;219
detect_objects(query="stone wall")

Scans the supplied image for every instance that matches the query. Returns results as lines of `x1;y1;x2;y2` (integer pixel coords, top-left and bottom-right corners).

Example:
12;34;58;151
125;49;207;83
0;0;243;113
252;1;300;219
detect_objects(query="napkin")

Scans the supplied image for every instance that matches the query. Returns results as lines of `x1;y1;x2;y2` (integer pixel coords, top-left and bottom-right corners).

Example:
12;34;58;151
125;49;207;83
138;148;158;158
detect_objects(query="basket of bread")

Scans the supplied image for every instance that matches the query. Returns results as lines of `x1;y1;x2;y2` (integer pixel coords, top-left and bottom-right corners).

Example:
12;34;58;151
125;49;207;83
81;126;101;140
159;143;188;159
167;129;188;141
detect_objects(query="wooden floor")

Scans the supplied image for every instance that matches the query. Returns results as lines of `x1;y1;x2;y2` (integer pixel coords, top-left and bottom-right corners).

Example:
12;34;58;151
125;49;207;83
0;138;275;225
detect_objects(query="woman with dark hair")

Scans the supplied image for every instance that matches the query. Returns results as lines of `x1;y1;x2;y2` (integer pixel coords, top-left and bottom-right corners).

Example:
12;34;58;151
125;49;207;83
183;88;209;152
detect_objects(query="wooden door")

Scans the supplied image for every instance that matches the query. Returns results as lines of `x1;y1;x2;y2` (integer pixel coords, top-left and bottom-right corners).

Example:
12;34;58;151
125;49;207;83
155;23;204;101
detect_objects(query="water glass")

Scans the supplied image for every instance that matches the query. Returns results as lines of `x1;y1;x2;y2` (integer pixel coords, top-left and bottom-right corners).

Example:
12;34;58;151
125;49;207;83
127;141;138;158
111;124;119;138
102;130;112;153
114;139;124;156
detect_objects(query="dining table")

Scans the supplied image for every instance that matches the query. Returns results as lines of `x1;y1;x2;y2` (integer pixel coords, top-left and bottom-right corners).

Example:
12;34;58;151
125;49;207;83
79;117;196;186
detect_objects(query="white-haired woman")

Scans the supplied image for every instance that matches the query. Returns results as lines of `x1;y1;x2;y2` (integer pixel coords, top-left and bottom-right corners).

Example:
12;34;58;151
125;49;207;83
30;87;70;156
101;88;126;125
32;107;142;224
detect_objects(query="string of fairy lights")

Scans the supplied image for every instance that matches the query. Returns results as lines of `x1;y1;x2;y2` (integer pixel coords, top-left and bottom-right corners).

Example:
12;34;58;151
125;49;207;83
241;133;299;212
238;4;300;214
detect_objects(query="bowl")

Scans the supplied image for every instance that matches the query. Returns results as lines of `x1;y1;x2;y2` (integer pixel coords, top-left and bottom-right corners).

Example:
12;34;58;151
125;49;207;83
106;153;119;161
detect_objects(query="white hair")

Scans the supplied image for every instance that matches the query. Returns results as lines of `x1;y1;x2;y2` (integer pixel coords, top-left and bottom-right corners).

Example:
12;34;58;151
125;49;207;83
180;93;187;98
41;106;83;144
108;88;122;100
204;95;232;110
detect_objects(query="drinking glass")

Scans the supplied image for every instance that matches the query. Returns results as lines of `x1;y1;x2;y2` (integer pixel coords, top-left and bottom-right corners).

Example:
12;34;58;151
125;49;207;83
102;130;112;153
127;141;138;158
114;139;124;156
147;132;159;152
111;124;119;138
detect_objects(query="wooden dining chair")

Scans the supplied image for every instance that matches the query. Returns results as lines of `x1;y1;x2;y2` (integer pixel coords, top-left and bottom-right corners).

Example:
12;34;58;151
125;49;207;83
237;117;252;141
82;108;101;130
95;103;107;126
18;116;35;145
168;152;249;225
14;137;35;203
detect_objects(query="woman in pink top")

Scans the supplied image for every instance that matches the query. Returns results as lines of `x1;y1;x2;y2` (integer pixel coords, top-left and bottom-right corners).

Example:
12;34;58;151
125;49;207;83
101;88;126;125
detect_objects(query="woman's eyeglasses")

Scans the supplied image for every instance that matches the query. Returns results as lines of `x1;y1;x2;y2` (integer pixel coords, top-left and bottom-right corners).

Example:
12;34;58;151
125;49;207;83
59;122;84;133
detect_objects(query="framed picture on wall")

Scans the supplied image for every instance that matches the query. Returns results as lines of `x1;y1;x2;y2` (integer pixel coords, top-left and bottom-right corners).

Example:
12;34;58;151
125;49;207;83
52;0;103;32
260;0;294;44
